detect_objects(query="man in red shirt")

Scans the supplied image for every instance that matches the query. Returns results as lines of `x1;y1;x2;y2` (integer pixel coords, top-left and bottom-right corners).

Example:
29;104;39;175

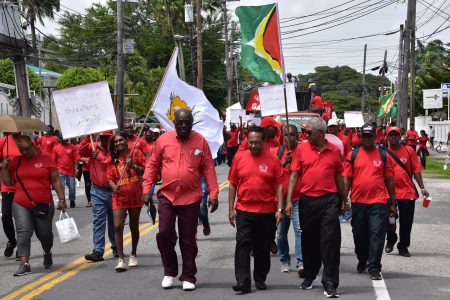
52;137;79;208
343;124;396;281
328;119;351;157
238;117;281;152
286;118;345;298
37;126;59;157
228;126;284;293
226;124;240;166
385;127;429;257
309;91;324;115
142;108;219;291
405;123;419;151
270;125;304;276
124;124;146;154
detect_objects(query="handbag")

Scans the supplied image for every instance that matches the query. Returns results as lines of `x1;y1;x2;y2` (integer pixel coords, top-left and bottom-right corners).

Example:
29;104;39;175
55;212;81;244
15;157;50;219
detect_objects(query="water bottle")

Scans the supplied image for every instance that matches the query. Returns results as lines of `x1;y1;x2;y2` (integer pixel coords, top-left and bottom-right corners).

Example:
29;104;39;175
388;216;396;232
422;196;432;208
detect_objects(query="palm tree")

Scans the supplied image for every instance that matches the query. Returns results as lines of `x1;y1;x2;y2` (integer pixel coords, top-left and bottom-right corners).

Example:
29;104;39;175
21;0;61;64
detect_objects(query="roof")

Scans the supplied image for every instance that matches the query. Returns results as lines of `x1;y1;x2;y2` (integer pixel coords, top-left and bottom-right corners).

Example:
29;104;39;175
27;65;62;78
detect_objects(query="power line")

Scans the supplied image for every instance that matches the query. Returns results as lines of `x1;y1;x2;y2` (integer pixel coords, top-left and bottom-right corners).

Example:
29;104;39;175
280;0;359;23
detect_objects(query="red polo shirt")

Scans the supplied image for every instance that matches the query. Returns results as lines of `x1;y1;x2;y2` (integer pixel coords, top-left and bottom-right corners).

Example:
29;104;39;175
226;128;240;148
143;130;219;206
52;143;80;176
387;145;422;200
343;147;395;204
290;140;343;197
406;130;419;146
78;137;112;188
270;146;301;200
228;149;283;213
128;135;147;154
37;135;59;156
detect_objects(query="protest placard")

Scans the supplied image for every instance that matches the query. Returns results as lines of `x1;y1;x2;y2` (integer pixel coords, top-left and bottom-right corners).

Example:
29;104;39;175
344;111;365;128
230;109;246;123
258;83;297;117
52;81;118;139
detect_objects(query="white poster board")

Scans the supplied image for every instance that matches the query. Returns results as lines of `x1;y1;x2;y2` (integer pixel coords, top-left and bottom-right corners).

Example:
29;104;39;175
251;117;261;126
53;81;118;139
344;111;365;128
258;82;297;117
230;109;246;123
423;89;443;109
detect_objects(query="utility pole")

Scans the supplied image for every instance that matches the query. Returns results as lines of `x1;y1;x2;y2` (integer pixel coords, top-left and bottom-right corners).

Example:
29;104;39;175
174;37;186;81
400;0;414;130
196;0;203;89
409;0;417;124
223;0;231;106
116;0;125;130
361;44;367;113
379;50;388;99
396;24;404;123
13;53;31;117
185;1;196;84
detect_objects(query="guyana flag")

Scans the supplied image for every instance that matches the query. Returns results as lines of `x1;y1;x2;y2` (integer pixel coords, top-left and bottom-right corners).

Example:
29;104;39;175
236;4;284;84
378;92;397;117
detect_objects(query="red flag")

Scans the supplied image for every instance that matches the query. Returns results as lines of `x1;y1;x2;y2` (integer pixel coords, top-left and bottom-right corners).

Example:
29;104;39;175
322;100;333;121
245;89;261;112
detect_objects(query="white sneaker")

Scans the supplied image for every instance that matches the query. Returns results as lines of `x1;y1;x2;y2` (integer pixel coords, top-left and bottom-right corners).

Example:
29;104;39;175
161;276;174;289
182;281;196;291
128;255;138;267
115;258;127;272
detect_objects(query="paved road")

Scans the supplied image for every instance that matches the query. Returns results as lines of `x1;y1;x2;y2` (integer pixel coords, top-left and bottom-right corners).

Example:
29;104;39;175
0;164;449;299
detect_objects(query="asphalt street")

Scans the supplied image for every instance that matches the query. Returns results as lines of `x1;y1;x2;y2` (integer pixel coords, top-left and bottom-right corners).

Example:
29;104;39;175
0;163;449;299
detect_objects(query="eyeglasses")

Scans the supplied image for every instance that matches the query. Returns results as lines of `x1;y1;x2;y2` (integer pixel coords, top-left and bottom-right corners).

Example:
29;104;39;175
305;130;318;136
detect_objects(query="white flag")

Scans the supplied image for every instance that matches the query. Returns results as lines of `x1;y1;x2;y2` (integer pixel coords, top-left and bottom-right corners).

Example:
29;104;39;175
151;47;224;158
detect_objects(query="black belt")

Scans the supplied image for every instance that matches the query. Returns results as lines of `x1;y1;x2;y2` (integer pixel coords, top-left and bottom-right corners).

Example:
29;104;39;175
92;184;112;192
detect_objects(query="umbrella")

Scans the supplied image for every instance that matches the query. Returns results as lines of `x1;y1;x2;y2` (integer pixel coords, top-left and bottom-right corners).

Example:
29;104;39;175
0;115;48;133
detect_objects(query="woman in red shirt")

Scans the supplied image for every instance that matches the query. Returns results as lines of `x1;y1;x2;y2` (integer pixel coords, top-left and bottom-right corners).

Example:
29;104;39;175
417;130;429;168
1;135;66;276
107;132;146;272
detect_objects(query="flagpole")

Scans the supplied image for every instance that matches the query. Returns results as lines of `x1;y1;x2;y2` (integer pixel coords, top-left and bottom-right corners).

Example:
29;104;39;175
116;47;179;187
275;3;291;149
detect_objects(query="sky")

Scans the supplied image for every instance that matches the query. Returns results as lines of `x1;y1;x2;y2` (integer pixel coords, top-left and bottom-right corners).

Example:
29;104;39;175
42;0;450;82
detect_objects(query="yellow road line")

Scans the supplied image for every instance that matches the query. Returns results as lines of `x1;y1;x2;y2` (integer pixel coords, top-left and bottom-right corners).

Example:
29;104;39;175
3;180;229;300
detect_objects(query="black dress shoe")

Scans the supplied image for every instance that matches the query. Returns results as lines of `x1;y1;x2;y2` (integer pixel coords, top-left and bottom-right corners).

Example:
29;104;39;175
398;248;411;257
385;244;394;253
255;282;267;290
232;283;251;294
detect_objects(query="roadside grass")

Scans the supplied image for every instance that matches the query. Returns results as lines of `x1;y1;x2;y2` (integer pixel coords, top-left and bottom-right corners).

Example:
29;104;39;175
422;157;450;179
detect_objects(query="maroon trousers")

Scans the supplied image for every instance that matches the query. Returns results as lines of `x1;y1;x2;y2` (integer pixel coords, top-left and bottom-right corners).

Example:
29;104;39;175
156;196;200;283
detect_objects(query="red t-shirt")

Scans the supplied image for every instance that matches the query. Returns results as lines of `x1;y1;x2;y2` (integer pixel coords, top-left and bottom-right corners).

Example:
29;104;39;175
226;128;240;148
299;132;307;142
311;95;324;108
128;135;147;154
343;148;395;205
290;141;343;197
406;130;419;146
350;131;361;147
52;143;79;176
338;132;352;157
38;135;59;156
107;149;146;210
143;141;155;159
8;154;56;208
228;149;283;213
0;135;21;192
387;146;422;200
270;146;301;200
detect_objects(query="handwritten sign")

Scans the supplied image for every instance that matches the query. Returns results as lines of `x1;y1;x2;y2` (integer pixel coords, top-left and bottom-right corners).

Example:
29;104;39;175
344;111;365;128
53;81;118;139
230;109;246;124
258;83;297;117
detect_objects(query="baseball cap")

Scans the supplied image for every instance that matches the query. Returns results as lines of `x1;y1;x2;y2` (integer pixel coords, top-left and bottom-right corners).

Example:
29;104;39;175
361;124;375;136
328;119;339;126
387;127;401;135
151;128;160;133
260;117;283;128
99;131;113;136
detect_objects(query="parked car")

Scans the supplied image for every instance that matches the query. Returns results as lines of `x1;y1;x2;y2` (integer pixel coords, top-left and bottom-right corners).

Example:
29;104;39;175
274;112;321;131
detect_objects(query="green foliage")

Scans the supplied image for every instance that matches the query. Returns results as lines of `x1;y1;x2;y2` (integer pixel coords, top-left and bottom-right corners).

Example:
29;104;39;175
0;59;42;97
296;66;391;116
422;158;450;179
56;67;105;89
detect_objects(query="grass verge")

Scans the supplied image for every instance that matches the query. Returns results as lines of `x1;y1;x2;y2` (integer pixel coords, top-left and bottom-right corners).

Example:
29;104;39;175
422;157;450;179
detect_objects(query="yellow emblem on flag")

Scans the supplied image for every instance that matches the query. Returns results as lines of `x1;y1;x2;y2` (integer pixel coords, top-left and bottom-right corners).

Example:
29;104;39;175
166;93;191;122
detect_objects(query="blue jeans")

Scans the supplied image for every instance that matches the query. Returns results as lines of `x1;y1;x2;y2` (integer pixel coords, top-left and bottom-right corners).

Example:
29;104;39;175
59;174;76;204
277;200;302;265
199;177;209;225
91;186;116;254
351;203;387;272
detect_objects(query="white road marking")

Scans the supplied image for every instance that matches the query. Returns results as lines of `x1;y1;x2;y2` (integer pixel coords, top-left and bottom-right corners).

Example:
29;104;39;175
372;276;391;300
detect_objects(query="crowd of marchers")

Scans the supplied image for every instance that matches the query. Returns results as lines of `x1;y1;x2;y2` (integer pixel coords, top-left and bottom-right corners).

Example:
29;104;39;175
0;109;438;299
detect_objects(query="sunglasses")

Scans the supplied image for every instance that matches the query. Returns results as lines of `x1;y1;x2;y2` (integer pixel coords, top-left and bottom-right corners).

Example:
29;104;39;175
305;130;318;136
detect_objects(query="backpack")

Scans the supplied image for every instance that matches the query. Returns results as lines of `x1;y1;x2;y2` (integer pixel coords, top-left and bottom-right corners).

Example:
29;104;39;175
350;146;387;169
276;145;286;160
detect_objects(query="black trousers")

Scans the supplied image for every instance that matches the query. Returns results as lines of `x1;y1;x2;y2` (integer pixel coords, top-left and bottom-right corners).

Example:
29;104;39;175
299;193;341;287
226;146;238;167
386;200;415;250
235;210;276;286
82;171;92;202
1;192;16;243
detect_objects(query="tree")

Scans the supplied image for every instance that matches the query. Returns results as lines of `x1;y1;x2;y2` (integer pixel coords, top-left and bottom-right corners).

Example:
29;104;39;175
56;67;105;90
21;0;60;64
0;59;42;97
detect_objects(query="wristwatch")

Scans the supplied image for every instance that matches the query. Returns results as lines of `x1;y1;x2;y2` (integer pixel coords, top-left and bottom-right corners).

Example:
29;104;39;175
278;208;284;213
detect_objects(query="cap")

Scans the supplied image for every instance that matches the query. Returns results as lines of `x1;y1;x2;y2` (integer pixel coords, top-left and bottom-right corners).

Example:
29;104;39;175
260;117;283;128
361;124;376;136
387;127;401;135
328;119;339;126
151;128;160;133
99;131;113;137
